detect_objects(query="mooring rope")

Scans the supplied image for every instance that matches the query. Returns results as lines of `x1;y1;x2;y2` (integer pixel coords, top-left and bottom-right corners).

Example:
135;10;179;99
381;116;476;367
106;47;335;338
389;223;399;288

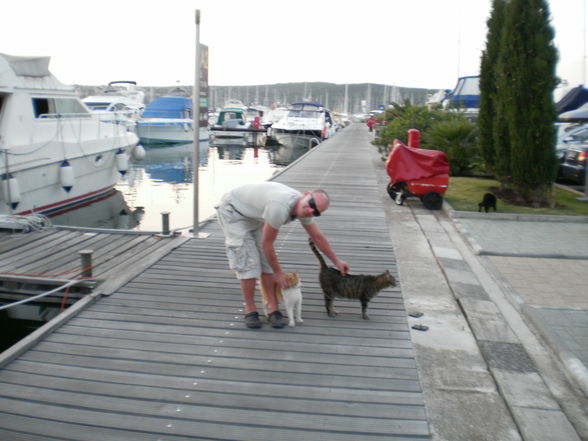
0;278;84;312
0;265;94;311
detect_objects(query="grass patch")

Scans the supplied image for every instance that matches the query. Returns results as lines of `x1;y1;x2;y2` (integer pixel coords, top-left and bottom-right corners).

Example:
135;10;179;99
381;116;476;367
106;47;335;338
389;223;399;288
444;177;588;216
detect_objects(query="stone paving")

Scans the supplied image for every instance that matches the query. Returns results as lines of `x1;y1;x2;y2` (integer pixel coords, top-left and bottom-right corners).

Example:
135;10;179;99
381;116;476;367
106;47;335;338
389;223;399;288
457;217;588;258
452;214;588;388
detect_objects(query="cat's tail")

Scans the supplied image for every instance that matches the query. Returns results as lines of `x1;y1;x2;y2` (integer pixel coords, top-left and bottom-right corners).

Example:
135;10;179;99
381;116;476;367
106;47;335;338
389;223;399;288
308;239;328;269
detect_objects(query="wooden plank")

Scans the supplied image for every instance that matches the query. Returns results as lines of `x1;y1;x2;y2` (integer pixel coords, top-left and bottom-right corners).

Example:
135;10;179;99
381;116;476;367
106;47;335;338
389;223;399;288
0;383;428;436
7;359;424;405
16;233;124;275
19;351;419;392
64;317;410;348
0;370;425;419
0;231;93;271
0;406;429;441
0;229;56;254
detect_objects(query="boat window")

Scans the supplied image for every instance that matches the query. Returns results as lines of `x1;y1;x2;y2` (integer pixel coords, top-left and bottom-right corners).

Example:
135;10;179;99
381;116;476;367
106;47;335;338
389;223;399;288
222;112;243;122
32;98;90;118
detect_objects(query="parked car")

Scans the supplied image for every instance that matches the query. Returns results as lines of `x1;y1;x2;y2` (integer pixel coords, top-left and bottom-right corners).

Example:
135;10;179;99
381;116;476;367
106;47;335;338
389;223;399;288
558;144;588;184
557;123;588;147
555;123;588;173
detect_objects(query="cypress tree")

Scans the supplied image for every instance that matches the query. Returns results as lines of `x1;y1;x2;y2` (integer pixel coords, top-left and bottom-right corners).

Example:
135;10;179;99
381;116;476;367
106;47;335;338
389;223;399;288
478;0;507;172
496;0;558;205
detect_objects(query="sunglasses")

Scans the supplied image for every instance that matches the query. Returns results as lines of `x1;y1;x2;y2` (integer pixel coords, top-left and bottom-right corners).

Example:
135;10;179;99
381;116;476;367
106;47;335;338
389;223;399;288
308;195;321;217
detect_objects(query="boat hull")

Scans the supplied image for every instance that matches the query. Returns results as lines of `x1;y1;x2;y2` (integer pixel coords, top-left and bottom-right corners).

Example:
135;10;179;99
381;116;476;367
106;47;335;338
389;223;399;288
137;119;198;144
273;129;323;149
1;146;134;216
209;128;248;146
0;53;142;218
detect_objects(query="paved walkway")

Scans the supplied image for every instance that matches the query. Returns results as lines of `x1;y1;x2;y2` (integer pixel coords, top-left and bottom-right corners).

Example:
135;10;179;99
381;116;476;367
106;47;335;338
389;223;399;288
454;215;588;378
374;137;588;440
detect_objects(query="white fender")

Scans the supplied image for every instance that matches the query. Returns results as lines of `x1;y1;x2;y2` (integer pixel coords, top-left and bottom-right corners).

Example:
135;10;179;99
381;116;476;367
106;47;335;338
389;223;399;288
132;144;146;161
2;174;21;209
59;160;74;192
116;149;129;175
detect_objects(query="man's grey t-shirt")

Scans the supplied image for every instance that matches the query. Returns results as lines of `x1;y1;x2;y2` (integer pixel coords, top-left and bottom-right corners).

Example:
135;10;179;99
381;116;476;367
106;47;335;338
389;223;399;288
228;182;313;229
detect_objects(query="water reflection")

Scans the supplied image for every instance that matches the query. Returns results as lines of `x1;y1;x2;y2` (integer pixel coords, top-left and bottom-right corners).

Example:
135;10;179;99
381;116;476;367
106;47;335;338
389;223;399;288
50;142;310;231
141;141;208;184
267;144;312;166
50;188;143;229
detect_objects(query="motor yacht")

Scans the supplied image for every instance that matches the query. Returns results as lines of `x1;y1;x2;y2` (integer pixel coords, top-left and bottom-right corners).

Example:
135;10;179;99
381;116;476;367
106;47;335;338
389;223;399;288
82;80;145;129
136;96;208;144
271;101;336;149
0;53;143;217
209;100;251;146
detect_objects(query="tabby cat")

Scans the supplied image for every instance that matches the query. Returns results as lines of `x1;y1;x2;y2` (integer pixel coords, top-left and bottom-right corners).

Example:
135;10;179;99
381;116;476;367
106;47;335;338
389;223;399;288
309;239;395;319
260;272;303;327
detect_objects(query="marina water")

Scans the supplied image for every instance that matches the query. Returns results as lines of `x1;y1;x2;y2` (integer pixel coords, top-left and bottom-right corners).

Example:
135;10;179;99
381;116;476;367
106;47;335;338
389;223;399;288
51;142;311;232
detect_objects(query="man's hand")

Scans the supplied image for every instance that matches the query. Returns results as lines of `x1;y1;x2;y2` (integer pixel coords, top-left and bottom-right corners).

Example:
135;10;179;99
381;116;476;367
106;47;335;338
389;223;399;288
273;271;288;289
335;259;349;275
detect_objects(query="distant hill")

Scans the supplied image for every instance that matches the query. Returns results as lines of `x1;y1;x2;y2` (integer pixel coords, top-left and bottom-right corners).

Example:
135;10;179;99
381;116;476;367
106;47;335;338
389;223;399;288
75;82;437;114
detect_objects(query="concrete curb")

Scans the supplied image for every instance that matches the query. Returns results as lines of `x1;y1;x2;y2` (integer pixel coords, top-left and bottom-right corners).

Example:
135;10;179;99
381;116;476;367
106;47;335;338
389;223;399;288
443;201;588;259
443;200;588;223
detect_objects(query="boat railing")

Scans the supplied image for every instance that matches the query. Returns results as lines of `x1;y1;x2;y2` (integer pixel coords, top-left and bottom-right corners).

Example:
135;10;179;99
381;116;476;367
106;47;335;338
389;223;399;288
24;111;136;146
38;112;93;119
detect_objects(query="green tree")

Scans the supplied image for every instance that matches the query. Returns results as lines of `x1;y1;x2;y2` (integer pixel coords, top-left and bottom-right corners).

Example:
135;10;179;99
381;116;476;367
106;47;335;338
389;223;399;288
478;0;507;172
495;0;558;206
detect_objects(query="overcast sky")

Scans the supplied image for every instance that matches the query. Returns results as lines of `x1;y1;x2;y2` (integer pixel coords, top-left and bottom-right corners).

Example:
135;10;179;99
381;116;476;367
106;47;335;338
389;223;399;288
2;0;586;91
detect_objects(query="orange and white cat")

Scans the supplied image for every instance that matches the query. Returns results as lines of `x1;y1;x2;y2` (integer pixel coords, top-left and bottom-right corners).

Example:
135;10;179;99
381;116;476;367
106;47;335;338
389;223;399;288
261;271;303;327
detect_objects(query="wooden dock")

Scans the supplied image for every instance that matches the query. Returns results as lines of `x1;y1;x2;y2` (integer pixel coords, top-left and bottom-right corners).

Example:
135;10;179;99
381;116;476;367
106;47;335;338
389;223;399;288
0;124;431;440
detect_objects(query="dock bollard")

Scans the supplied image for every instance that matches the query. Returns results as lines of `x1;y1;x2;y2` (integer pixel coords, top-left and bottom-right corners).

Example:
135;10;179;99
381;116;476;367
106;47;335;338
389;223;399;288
79;250;93;278
161;211;171;235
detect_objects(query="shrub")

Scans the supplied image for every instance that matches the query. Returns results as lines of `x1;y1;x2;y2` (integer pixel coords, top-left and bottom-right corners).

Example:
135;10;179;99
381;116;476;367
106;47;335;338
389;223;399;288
426;118;480;176
375;103;480;176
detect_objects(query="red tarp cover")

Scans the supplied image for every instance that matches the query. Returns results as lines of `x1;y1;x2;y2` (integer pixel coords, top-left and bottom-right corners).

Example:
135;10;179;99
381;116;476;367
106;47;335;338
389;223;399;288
386;139;449;182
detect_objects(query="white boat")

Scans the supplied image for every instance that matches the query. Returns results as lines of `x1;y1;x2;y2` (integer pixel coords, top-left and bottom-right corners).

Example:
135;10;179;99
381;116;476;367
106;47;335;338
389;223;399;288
264;106;288;145
82;81;145;128
443;75;480;119
0;53;143;217
136;96;208;144
271;101;336;148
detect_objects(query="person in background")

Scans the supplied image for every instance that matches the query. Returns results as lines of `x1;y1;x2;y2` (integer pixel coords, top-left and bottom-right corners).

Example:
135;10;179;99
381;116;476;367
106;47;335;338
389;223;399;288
366;116;378;132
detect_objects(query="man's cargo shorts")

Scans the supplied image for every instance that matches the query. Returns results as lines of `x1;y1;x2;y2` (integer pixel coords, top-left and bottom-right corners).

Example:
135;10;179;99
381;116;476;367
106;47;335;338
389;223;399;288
216;197;273;279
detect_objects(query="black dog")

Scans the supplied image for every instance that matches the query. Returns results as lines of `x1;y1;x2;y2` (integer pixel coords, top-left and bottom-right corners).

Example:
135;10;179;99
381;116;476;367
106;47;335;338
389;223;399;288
478;193;497;213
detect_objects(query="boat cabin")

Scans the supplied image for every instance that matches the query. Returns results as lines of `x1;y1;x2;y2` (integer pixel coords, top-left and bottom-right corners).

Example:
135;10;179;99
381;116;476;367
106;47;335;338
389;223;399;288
215;107;247;128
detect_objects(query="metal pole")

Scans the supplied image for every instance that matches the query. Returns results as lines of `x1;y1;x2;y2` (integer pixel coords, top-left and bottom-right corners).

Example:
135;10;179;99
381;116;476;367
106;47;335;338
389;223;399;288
161;211;170;235
192;9;201;235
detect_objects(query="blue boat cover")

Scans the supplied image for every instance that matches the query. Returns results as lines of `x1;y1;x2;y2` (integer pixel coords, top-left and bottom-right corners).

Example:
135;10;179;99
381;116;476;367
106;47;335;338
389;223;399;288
291;102;323;109
142;96;193;118
556;86;588;114
448;76;480;109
